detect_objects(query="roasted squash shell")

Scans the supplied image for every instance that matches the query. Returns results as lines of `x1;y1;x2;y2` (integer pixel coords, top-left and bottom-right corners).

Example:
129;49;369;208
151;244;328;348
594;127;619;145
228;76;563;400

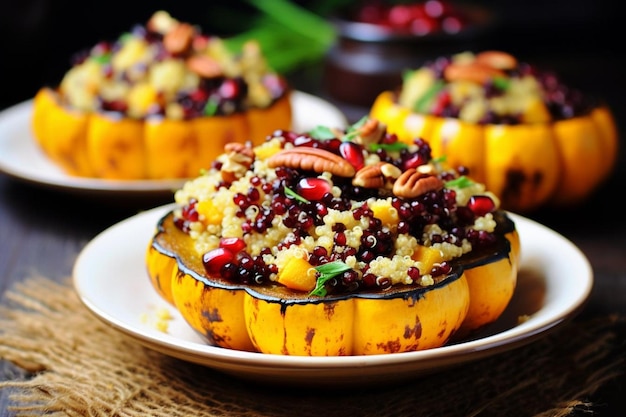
146;210;520;356
31;87;292;180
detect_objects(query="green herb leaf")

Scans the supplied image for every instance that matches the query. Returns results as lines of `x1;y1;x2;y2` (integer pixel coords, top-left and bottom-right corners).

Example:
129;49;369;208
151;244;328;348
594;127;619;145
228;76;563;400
284;186;309;203
309;261;352;297
90;52;111;65
414;80;446;113
222;0;337;74
445;175;475;189
493;76;510;91
369;142;409;152
203;98;219;116
402;69;415;83
309;125;336;140
341;116;368;142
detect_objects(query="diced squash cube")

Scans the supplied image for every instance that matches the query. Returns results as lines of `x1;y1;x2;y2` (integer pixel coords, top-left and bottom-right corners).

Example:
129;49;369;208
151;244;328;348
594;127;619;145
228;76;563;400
412;245;446;274
276;257;317;292
197;200;222;225
370;199;398;228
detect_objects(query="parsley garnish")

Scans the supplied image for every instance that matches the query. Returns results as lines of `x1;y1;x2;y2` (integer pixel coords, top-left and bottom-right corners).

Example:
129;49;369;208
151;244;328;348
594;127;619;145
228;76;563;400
309;261;352;297
414;80;445;113
369;142;409;152
341;116;368;142
284;186;309;203
493;76;510;91
203;97;219;116
309;125;336;140
90;53;111;65
445;175;475;189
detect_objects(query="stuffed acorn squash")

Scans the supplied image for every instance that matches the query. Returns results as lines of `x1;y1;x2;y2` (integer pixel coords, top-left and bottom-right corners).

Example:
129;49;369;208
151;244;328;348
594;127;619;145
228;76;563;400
370;50;618;213
146;117;520;355
31;10;292;180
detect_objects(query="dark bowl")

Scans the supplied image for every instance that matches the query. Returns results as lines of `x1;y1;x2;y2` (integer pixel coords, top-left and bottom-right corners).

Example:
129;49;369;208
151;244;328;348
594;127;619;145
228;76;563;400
323;2;497;107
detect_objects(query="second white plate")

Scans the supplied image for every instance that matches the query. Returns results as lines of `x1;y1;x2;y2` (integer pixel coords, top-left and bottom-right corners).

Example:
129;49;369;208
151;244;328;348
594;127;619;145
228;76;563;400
0;91;347;198
73;205;593;387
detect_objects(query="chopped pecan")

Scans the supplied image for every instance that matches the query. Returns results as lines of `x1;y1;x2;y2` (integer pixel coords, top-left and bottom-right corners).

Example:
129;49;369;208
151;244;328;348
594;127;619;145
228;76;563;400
147;11;178;35
353;162;401;188
186;55;223;78
416;163;436;175
220;142;254;183
267;147;355;177
353;118;387;147
164;23;195;55
393;169;444;198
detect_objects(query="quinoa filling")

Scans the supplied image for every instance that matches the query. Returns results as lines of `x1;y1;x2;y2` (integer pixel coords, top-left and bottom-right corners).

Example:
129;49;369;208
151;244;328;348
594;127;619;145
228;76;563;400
58;10;288;120
399;51;596;124
173;117;503;296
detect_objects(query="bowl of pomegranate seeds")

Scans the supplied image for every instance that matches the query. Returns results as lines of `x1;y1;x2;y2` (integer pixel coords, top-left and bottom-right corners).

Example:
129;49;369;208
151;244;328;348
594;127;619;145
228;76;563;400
323;0;495;105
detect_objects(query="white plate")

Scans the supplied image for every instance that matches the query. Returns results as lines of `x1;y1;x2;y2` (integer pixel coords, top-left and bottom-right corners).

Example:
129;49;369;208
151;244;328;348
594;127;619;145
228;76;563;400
0;91;347;197
73;205;593;387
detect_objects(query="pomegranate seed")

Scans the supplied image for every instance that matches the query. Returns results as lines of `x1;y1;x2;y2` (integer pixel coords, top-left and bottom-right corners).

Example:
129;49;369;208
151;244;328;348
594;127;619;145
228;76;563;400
339;142;365;171
468;195;496;216
424;0;445;18
297;177;331;201
218;79;240;100
190;88;208;102
407;266;421;282
441;16;463;34
182;200;199;222
411;17;437;35
403;153;427;170
322;138;342;153
388;5;413;28
219;237;246;253
202;248;235;275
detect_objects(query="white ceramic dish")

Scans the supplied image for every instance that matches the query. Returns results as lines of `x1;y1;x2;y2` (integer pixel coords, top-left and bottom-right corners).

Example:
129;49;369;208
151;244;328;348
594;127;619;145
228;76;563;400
0;91;347;197
73;205;592;387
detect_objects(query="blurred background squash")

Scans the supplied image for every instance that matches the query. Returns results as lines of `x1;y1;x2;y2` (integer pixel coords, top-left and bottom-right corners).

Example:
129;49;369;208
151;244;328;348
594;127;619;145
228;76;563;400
370;51;618;213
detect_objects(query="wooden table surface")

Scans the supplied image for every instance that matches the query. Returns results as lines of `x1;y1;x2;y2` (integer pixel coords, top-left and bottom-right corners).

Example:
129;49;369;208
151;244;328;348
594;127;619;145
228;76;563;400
1;5;625;414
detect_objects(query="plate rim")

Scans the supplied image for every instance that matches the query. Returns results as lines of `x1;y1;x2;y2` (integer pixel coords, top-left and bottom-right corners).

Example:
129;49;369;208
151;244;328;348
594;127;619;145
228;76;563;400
72;204;593;381
0;91;347;196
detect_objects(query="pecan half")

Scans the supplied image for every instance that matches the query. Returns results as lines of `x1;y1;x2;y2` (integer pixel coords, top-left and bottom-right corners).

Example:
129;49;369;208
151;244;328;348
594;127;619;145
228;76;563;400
393;169;444;198
164;23;195;55
220;142;254;183
444;63;505;84
267;147;355;177
475;51;517;70
353;162;401;188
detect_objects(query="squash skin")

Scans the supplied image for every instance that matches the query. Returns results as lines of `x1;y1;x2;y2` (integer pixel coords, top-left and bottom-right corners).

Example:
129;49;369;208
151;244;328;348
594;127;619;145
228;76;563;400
370;91;619;212
31;87;293;180
145;210;520;355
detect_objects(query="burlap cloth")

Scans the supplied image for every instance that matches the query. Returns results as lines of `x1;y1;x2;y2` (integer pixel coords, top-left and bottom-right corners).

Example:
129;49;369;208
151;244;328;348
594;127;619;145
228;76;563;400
0;276;624;417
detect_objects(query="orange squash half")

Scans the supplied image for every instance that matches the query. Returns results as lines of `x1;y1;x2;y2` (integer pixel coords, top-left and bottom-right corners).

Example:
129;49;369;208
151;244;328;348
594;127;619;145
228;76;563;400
31;87;293;180
371;91;618;213
146;210;519;356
